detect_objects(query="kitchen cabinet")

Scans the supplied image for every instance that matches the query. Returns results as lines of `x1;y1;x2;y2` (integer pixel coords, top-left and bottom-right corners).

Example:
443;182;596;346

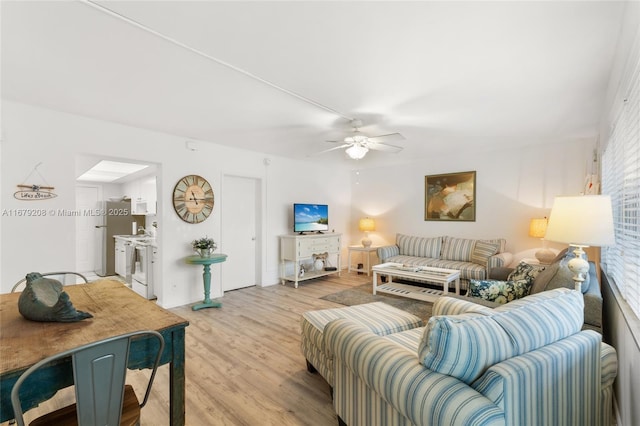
125;176;157;215
114;238;127;277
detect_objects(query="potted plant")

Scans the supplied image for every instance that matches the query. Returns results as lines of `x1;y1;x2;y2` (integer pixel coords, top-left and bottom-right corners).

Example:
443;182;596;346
192;236;217;257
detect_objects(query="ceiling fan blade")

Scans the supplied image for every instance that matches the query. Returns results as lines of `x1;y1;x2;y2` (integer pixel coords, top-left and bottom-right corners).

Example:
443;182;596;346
366;142;403;153
309;144;351;156
367;133;405;143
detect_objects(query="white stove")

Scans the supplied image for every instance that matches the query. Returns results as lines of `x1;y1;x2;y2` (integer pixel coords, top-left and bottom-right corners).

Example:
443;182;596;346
132;241;156;299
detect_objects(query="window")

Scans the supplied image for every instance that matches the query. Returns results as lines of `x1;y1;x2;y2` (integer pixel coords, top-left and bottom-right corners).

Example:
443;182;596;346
601;58;640;319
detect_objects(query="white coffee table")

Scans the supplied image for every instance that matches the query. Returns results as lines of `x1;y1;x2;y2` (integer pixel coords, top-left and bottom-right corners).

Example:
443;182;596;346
372;262;461;302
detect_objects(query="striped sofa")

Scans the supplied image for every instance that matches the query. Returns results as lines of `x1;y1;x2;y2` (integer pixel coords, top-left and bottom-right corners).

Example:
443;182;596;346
325;289;618;426
377;234;513;292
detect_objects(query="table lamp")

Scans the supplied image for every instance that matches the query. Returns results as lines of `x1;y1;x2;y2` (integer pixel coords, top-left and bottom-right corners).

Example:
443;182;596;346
358;217;375;247
544;195;615;291
528;217;555;264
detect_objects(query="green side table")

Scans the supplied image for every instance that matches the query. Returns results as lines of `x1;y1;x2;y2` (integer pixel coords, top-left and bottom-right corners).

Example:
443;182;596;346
185;253;228;311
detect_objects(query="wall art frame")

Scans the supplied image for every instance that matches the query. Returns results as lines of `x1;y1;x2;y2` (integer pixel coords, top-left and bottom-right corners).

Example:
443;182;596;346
424;171;476;221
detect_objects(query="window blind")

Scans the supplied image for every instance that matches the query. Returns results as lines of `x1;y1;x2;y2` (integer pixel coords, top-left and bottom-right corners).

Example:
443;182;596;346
601;57;640;319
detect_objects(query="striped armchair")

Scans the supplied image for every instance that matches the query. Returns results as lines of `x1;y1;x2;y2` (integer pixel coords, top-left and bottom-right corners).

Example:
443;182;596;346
325;289;617;426
377;234;513;291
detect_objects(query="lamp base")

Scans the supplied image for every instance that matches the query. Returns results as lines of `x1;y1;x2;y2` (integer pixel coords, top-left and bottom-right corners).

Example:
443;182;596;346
361;237;372;248
568;244;590;292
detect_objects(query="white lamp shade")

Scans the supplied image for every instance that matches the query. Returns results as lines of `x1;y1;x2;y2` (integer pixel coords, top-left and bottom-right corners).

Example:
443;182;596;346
545;195;615;246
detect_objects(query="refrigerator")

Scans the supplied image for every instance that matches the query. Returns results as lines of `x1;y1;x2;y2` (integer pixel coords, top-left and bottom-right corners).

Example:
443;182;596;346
94;200;138;277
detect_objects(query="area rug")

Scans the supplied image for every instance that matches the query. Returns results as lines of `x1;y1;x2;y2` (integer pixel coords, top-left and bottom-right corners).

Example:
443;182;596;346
321;283;434;322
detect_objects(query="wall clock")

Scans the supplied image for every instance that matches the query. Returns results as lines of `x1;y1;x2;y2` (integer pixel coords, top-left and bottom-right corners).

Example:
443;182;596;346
172;175;214;223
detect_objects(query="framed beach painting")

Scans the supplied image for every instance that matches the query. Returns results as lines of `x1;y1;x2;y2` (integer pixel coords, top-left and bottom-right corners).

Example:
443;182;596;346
424;171;476;221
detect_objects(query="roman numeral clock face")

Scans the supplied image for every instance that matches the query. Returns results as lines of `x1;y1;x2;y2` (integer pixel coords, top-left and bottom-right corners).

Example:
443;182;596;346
173;175;214;223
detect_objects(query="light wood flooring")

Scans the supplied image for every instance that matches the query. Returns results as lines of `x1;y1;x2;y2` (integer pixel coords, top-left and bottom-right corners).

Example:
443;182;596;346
8;271;373;426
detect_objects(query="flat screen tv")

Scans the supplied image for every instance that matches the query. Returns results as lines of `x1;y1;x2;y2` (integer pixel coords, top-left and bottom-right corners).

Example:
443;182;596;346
294;203;329;234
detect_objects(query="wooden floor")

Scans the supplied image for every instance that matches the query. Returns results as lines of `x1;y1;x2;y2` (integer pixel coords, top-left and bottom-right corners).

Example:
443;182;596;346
9;271;372;426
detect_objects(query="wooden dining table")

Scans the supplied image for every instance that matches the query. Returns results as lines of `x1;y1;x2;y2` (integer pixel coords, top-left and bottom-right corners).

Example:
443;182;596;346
0;279;189;425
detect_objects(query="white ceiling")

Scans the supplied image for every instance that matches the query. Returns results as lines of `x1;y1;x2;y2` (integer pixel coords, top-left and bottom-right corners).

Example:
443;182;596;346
1;1;627;169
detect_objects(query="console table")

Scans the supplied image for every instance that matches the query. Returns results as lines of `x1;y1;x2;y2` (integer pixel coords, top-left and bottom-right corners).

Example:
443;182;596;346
185;253;227;310
280;233;341;288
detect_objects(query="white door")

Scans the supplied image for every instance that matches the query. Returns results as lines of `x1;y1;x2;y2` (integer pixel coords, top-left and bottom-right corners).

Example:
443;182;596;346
76;185;101;273
222;175;259;291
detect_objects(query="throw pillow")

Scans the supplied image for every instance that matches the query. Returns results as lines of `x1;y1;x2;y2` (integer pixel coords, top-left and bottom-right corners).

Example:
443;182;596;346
480;238;506;253
468;279;533;304
471;240;501;266
418;313;515;384
507;261;544;284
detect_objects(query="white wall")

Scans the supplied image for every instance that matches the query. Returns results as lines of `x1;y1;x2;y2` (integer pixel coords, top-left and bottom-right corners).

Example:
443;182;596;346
349;139;594;256
0;101;352;307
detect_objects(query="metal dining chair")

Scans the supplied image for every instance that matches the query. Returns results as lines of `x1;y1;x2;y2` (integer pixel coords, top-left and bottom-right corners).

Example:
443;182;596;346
10;330;165;426
11;272;89;293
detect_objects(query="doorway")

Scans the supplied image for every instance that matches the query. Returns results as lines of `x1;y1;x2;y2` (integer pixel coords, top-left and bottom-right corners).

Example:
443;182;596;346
75;155;159;279
76;185;102;272
221;175;261;291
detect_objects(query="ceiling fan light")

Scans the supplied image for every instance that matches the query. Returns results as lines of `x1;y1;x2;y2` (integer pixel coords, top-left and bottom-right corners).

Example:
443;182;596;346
346;144;368;160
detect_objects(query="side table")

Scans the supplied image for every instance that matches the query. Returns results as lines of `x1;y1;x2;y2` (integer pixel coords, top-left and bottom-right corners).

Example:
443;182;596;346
185;253;228;310
347;245;379;276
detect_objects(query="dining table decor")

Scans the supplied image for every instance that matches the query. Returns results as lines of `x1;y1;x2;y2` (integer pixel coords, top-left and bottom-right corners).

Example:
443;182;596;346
17;272;93;322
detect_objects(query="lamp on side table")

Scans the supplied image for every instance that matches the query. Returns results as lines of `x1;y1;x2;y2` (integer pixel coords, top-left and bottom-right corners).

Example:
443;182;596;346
358;217;376;248
544;195;615;292
528;217;555;264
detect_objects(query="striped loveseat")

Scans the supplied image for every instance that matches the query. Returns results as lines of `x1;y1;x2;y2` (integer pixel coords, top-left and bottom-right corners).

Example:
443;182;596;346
325;288;618;426
377;234;513;292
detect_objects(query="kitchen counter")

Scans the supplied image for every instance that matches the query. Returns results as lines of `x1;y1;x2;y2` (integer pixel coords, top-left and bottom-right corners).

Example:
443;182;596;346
114;235;157;300
113;236;156;282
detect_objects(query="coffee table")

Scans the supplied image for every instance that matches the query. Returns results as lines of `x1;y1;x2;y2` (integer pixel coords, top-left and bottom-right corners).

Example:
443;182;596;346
372;262;461;302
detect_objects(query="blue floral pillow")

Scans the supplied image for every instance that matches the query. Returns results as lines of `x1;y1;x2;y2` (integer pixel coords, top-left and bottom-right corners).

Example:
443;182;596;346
468;279;533;304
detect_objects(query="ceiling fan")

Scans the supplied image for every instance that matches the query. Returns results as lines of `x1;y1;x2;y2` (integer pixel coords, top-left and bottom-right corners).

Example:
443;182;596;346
315;119;405;160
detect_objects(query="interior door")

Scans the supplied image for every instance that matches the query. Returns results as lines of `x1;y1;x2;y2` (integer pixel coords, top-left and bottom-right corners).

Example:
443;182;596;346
222;175;258;291
76;185;101;273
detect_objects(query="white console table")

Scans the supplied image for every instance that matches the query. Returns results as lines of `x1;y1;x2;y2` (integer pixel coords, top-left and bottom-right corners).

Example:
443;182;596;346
279;233;341;288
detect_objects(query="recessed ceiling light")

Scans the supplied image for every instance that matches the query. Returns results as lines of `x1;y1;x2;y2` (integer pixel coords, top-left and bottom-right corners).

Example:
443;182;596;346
77;160;149;182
